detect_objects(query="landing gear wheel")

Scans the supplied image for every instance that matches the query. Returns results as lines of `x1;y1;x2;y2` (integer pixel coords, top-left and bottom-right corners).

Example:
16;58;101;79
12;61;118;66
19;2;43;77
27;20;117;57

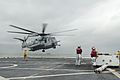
53;46;56;49
52;43;56;49
42;49;45;52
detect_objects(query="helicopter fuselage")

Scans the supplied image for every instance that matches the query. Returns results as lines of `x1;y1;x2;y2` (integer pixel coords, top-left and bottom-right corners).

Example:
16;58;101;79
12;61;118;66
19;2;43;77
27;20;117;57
22;36;59;51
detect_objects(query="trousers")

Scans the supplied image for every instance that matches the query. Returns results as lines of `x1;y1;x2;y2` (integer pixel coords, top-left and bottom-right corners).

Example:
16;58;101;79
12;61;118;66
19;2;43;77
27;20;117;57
75;54;82;65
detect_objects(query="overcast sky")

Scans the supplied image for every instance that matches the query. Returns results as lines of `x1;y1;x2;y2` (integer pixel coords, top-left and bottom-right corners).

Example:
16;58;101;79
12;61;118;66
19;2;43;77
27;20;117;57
0;0;120;57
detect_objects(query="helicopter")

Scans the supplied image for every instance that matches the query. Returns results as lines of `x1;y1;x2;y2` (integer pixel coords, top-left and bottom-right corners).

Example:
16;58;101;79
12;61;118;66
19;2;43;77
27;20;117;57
8;23;77;52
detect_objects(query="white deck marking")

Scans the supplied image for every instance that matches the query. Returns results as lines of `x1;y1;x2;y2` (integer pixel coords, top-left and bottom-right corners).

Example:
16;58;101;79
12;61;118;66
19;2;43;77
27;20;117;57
82;62;88;64
0;64;18;69
107;68;120;78
37;62;87;65
9;67;93;72
8;72;95;80
0;76;9;80
62;62;87;65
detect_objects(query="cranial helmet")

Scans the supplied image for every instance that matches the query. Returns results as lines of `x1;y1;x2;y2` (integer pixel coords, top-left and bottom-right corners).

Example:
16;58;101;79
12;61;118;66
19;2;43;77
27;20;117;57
78;46;81;48
92;47;95;50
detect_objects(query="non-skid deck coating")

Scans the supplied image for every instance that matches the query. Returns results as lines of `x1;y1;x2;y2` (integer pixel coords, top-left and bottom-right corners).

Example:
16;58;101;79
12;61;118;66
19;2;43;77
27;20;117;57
0;57;119;80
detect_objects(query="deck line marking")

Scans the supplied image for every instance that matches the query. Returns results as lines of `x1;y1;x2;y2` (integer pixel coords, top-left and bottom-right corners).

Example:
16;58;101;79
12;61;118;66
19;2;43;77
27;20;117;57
0;76;9;80
34;62;87;65
0;64;18;69
107;68;120;78
8;72;95;80
9;67;93;72
62;62;87;65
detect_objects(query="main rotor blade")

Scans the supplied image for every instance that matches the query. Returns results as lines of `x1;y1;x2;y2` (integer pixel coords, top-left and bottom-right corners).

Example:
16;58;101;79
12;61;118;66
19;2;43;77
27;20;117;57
50;34;74;36
50;29;78;34
38;33;50;36
8;31;31;34
13;38;24;42
42;23;47;34
9;25;37;33
8;31;50;36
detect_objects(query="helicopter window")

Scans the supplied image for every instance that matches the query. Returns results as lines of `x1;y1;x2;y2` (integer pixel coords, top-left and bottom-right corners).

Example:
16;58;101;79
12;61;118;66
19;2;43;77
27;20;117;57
45;38;47;43
48;38;50;41
34;39;38;44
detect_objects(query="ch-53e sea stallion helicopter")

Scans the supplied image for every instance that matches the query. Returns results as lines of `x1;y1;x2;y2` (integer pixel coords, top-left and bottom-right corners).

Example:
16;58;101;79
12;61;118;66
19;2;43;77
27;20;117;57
8;23;77;52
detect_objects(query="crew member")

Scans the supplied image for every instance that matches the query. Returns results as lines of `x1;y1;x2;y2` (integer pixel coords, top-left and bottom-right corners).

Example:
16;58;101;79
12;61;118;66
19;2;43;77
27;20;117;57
75;46;82;65
90;47;97;64
115;50;120;61
23;48;28;61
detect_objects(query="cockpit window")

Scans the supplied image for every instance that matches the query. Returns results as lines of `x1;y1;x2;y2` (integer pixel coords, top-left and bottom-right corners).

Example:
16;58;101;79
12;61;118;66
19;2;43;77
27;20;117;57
45;38;47;43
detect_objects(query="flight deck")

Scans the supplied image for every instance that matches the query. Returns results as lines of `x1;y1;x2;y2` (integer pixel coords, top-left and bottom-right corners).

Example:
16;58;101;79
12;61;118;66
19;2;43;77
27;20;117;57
0;57;119;80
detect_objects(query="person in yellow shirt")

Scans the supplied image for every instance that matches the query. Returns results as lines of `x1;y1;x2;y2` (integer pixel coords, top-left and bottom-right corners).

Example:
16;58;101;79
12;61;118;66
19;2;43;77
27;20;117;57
23;49;28;61
117;51;120;55
115;50;120;61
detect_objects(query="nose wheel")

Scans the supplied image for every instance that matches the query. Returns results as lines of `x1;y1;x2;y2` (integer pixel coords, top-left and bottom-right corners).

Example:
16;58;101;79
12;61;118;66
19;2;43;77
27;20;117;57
42;49;45;52
53;46;56;49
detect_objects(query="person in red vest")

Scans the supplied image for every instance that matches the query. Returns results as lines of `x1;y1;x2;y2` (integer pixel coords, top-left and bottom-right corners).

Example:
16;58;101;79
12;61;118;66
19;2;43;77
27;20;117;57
75;46;82;65
90;47;98;65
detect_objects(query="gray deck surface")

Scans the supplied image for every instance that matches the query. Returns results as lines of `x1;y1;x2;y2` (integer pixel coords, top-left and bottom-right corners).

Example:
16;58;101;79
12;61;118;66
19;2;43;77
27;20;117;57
0;57;119;80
